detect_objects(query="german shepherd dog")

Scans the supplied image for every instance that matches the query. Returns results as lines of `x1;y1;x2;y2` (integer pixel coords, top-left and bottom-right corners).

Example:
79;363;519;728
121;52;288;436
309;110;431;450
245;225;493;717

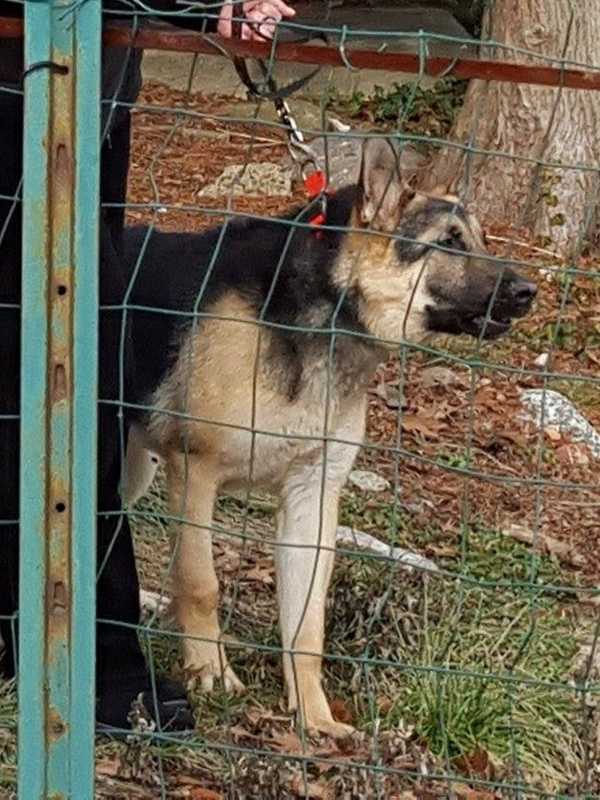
123;138;536;737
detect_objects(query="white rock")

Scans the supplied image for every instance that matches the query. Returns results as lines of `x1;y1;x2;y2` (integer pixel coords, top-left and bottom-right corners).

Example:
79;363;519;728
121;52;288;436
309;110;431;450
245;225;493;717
521;389;600;458
139;589;171;620
328;116;352;133
336;526;438;573
198;162;292;198
349;470;390;492
421;365;461;388
533;352;550;368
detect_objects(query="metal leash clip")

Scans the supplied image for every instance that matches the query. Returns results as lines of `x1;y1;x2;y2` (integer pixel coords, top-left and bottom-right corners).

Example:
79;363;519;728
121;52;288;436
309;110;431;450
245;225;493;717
229;3;329;226
272;91;327;225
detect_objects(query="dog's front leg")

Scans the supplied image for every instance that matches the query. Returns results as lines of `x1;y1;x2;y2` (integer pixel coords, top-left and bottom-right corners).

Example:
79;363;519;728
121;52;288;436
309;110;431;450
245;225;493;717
276;466;354;738
167;453;244;695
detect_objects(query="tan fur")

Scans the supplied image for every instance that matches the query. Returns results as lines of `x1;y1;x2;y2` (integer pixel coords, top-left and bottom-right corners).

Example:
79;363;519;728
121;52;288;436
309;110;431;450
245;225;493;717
126;291;371;736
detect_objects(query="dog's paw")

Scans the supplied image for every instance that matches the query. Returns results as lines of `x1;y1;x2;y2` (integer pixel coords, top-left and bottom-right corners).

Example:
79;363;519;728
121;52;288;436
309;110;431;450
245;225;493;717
184;640;245;695
194;663;245;695
290;688;356;739
302;715;356;739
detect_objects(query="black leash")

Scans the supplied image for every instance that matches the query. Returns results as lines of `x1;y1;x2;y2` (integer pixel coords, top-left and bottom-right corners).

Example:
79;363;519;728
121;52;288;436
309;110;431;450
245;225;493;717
230;3;329;227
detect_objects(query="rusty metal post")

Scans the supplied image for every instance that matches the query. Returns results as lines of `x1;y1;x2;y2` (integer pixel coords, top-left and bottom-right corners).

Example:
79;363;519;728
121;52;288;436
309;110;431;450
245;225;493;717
19;0;100;797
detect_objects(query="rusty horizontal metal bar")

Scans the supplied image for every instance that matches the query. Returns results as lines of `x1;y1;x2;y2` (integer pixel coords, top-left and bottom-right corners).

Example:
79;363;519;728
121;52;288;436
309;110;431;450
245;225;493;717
0;15;20;37
3;15;600;91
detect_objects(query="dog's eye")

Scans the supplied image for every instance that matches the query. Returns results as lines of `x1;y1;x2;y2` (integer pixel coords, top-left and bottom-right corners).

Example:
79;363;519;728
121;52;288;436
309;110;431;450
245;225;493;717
438;228;463;250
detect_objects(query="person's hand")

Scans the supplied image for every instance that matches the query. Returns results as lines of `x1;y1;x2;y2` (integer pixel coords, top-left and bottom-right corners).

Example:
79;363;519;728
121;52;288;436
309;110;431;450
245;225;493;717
217;0;296;41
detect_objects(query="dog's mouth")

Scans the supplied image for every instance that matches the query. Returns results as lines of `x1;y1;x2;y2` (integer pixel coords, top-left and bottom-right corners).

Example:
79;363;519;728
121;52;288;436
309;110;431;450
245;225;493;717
459;313;512;340
426;306;514;340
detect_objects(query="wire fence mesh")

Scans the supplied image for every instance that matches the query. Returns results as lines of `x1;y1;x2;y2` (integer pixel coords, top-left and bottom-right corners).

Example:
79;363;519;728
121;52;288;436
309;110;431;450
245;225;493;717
1;1;600;797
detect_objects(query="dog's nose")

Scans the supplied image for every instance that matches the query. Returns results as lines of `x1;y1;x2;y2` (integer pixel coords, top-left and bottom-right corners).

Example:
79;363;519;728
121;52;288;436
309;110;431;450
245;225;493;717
510;279;537;306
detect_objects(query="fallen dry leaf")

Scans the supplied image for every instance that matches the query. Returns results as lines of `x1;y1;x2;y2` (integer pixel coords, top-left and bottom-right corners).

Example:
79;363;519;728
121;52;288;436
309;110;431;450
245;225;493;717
229;724;260;741
244;706;290;727
401;413;444;440
452;783;498;800
453;748;494;780
266;729;306;754
243;559;275;585
501;524;586;567
555;442;591;467
189;789;223;800
289;774;331;798
427;544;459;558
330;698;353;725
377;695;394;714
96;758;122;778
545;426;562;442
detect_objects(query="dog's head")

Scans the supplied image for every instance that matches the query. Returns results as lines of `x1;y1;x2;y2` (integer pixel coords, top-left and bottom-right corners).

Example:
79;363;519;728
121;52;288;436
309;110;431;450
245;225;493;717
336;138;536;345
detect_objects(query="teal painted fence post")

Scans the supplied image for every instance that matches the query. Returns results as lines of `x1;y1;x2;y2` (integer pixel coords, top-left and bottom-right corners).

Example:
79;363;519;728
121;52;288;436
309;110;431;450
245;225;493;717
19;1;101;797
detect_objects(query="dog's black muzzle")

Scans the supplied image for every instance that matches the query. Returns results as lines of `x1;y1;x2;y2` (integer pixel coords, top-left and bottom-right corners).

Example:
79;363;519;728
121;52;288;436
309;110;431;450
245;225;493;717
427;274;537;340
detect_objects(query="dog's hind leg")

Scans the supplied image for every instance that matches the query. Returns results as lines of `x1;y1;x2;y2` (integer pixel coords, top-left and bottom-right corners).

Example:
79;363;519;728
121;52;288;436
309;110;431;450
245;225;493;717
167;452;244;694
276;462;354;738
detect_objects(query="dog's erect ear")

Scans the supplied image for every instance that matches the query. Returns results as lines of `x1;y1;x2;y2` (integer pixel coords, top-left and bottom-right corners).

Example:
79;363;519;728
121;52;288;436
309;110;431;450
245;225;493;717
358;138;410;233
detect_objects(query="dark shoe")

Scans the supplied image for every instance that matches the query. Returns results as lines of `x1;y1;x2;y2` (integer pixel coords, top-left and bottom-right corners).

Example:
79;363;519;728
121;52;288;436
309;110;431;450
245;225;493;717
96;676;194;734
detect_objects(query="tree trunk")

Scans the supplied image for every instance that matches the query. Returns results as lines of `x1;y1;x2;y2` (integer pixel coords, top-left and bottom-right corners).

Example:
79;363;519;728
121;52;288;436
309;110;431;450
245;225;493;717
423;0;600;255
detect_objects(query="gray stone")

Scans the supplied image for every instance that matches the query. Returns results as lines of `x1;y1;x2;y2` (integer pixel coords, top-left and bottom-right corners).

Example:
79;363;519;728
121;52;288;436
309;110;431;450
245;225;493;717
420;365;463;388
198;161;293;197
348;470;390;492
521;389;600;459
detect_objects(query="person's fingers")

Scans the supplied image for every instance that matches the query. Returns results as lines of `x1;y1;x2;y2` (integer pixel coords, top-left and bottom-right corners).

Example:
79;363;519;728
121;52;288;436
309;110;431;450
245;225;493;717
244;11;279;41
219;0;295;40
217;2;234;39
273;0;295;16
245;0;296;40
244;0;295;14
252;1;287;22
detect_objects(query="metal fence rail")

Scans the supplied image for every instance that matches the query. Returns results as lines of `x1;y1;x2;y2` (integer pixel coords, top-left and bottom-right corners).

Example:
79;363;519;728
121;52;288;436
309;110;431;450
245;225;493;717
1;1;600;798
18;0;100;796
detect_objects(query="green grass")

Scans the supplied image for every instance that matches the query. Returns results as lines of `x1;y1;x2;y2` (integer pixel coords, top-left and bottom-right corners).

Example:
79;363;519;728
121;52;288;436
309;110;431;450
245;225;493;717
328;491;588;790
329;559;582;786
0;679;16;796
135;483;591;793
0;486;594;797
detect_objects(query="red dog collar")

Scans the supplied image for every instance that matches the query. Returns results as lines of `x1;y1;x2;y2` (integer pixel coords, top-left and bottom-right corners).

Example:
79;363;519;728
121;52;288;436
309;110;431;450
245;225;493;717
304;170;330;231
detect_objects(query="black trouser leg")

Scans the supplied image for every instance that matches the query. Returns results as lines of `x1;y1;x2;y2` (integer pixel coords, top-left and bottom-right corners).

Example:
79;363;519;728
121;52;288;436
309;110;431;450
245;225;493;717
95;219;149;718
95;117;191;728
95;111;149;714
0;90;191;729
0;92;23;679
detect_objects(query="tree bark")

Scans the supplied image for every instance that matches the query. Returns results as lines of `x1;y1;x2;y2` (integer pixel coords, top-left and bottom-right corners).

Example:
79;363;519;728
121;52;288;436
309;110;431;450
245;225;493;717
423;0;600;255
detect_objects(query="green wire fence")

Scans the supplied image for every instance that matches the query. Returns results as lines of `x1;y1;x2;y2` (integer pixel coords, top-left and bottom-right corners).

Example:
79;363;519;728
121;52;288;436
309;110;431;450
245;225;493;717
1;1;600;797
